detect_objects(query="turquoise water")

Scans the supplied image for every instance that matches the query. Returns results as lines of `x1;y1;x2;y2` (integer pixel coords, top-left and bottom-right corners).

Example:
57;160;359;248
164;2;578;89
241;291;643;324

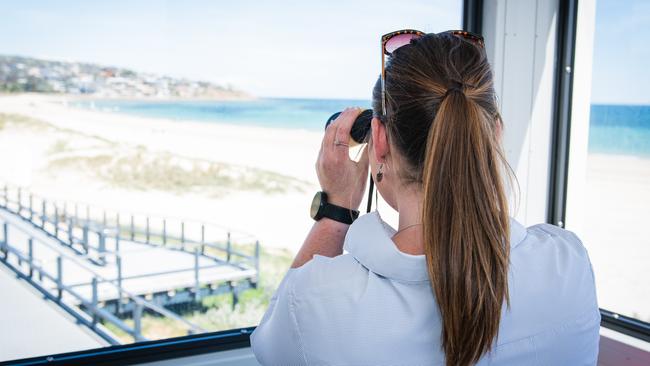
73;99;650;157
73;98;371;132
588;104;650;157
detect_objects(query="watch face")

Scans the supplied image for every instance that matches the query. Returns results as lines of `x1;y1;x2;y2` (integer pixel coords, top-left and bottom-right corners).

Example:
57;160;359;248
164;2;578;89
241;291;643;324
310;191;323;219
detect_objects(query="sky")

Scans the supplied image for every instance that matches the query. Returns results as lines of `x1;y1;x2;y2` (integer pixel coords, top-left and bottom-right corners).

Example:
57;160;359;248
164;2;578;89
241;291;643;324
0;0;461;100
590;0;650;105
0;0;647;103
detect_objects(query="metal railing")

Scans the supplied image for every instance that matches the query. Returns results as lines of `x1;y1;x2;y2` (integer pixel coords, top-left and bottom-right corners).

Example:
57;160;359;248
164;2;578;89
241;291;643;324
0;184;263;343
0;184;260;278
0;217;206;344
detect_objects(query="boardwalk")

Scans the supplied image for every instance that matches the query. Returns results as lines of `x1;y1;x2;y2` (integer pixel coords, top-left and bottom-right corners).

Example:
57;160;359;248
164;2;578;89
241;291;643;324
0;186;260;344
0;264;107;361
1;207;255;302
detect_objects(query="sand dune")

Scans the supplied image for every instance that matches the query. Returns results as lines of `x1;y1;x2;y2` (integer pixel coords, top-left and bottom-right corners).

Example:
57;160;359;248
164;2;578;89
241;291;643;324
0;94;321;250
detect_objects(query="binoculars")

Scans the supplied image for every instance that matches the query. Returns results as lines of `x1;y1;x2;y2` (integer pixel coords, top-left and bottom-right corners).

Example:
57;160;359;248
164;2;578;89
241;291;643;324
325;108;375;213
325;109;373;145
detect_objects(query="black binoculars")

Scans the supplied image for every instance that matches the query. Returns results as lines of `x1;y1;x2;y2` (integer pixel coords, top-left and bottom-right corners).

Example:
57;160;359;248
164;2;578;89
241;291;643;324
325;109;373;145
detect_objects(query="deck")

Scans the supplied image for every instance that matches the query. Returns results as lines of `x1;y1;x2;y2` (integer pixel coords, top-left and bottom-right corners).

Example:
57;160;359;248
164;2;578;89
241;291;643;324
0;263;107;361
0;185;260;344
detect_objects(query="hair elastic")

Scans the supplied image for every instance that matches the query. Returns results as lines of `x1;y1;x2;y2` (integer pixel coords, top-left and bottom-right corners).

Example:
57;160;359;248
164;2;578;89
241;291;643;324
444;86;464;98
444;80;466;98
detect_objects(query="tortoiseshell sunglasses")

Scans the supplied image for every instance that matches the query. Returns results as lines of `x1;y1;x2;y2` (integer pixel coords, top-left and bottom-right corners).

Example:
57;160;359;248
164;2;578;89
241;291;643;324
380;29;485;116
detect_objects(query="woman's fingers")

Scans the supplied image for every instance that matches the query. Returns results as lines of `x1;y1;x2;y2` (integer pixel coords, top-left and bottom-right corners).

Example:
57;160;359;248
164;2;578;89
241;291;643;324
323;114;338;148
315;106;370;209
333;108;361;150
323;107;361;160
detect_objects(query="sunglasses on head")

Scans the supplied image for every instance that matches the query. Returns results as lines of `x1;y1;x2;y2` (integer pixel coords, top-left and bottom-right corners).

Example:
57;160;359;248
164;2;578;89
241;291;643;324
380;29;485;116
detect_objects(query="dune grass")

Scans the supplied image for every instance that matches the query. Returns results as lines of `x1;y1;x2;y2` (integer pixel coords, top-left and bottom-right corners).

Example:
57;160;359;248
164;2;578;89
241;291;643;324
0;113;49;131
0;112;311;196
47;149;309;196
102;245;293;343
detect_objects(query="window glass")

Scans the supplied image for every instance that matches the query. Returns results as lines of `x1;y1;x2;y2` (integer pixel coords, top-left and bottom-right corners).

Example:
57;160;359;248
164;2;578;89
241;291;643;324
578;0;650;322
0;0;462;361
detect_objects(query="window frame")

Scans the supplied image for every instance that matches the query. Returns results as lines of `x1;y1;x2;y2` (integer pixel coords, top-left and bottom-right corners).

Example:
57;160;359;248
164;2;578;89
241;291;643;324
547;0;650;342
1;327;255;366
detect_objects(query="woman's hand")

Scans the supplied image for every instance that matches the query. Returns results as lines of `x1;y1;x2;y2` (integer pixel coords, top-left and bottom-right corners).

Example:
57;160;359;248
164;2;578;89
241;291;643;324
291;108;369;268
315;107;369;210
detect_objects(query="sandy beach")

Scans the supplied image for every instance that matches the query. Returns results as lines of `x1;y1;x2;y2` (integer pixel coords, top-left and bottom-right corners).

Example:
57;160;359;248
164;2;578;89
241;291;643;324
583;153;650;321
0;94;322;251
0;93;648;322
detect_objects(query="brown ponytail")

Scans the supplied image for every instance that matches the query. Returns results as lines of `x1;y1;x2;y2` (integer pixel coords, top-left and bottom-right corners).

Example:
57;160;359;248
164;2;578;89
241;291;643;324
423;88;510;366
373;33;511;366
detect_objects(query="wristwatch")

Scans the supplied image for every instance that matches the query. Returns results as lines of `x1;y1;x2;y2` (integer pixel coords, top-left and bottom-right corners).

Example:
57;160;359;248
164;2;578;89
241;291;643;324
310;191;359;225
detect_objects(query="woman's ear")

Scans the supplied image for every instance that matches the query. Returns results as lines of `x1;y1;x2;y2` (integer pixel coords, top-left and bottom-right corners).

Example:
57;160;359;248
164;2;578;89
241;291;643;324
371;117;389;162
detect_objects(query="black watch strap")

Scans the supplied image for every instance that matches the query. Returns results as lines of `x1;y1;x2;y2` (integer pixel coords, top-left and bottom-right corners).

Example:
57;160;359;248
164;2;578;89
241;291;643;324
321;202;359;225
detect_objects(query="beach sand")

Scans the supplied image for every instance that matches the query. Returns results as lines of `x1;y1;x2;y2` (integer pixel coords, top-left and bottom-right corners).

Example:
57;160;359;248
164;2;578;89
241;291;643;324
0;93;647;322
583;153;650;322
0;94;322;251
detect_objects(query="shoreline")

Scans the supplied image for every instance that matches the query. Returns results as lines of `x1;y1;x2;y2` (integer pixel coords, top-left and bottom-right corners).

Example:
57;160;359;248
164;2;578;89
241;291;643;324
0;94;321;250
63;93;257;103
0;91;256;102
68;99;328;136
0;93;323;182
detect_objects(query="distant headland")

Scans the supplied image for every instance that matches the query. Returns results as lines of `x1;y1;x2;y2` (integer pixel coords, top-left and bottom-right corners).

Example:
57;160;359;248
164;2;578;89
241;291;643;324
0;54;252;100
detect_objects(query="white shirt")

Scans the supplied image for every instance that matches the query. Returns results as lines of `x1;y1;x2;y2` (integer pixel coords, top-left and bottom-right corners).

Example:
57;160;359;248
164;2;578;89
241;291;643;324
251;211;600;365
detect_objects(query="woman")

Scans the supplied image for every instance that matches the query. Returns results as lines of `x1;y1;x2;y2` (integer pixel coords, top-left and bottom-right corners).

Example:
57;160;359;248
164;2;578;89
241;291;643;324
251;30;600;365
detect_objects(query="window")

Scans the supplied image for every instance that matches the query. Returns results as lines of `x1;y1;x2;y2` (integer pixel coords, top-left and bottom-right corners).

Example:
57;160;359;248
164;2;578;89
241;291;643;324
566;0;649;323
0;1;462;362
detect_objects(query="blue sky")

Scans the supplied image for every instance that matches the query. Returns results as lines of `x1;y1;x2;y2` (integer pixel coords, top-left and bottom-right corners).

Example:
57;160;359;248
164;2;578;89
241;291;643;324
0;0;460;99
0;0;647;103
590;0;650;105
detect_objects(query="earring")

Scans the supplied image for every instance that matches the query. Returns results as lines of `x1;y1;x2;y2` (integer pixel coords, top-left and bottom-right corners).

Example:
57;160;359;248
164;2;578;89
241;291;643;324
376;163;384;183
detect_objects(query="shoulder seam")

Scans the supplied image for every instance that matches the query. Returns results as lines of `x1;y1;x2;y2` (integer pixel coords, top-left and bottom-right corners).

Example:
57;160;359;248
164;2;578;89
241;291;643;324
529;223;565;237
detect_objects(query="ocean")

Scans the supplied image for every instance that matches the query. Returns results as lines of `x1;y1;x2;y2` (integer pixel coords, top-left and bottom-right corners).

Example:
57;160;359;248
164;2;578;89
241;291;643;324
73;98;371;132
73;99;650;158
588;104;650;157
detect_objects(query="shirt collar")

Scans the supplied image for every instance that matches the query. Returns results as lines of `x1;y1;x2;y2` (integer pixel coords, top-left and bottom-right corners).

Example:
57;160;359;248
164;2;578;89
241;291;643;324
343;211;528;283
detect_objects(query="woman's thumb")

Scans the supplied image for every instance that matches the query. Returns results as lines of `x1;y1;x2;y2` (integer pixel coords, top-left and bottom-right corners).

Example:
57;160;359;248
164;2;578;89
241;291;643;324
357;144;370;170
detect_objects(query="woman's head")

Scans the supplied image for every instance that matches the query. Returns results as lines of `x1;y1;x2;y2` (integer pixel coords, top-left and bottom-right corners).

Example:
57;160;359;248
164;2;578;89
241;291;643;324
370;32;511;366
370;32;502;187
